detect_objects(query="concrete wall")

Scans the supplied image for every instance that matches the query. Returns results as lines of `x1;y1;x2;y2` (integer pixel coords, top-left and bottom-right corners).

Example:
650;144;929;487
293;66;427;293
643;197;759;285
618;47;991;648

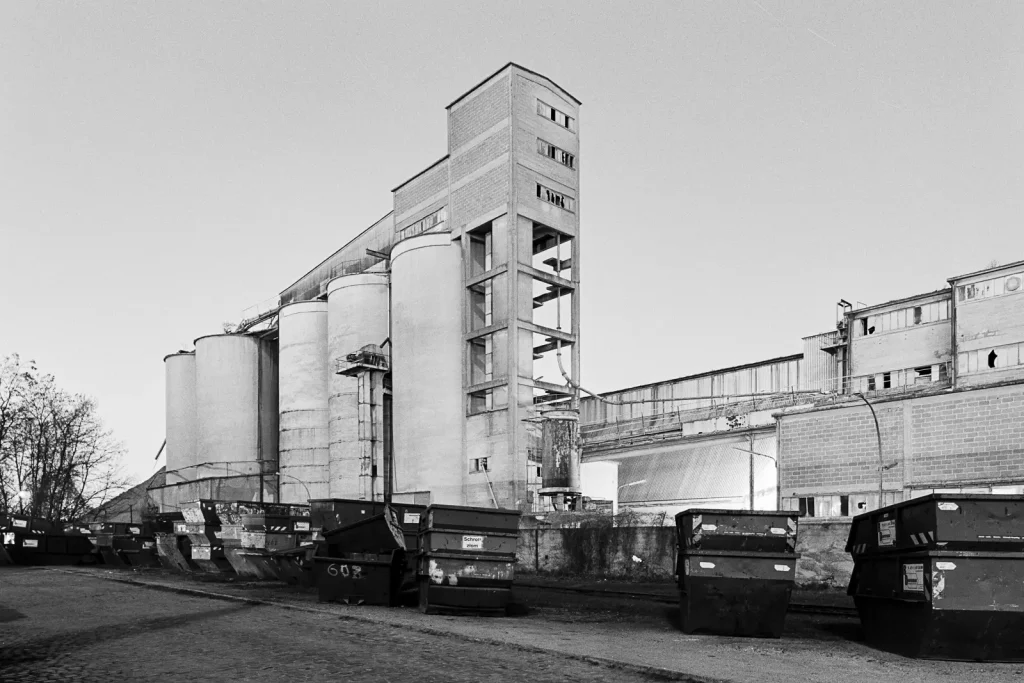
955;270;1024;387
515;519;853;587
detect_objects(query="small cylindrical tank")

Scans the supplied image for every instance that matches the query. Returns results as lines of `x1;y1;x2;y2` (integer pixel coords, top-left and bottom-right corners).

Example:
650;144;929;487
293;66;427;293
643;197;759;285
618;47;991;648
164;352;197;484
391;233;464;505
539;409;581;496
326;272;390;499
194;334;279;481
278;302;329;503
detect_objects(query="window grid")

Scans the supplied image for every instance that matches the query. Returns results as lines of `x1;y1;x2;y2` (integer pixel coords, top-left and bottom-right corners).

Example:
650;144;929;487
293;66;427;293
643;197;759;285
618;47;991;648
536;183;575;212
536;138;575;170
536;100;574;131
958;273;1024;303
854;299;950;337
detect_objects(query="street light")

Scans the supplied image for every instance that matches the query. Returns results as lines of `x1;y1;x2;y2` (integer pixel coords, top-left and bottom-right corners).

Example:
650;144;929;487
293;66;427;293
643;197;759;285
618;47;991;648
614;479;646;516
852;392;886;508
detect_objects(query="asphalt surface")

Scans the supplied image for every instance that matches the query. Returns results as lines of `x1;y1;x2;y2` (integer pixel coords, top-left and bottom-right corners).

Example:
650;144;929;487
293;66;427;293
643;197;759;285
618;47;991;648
0;567;659;683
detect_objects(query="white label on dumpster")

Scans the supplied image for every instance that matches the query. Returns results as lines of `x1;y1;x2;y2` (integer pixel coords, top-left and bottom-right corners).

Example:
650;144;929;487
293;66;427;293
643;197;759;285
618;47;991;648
878;519;896;546
699;561;716;569
701;524;717;532
130;526;141;534
938;502;959;512
13;519;27;528
462;535;484;550
404;513;421;525
294;521;310;532
143;542;155;549
902;563;924;592
774;564;791;572
935;561;957;571
23;539;39;548
3;533;14;545
770;527;787;535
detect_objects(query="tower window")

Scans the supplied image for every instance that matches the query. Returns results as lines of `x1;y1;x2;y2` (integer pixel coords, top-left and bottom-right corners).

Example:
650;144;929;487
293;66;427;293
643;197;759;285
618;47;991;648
536;183;575;212
536;100;574;131
472;458;489;472
537;138;575;169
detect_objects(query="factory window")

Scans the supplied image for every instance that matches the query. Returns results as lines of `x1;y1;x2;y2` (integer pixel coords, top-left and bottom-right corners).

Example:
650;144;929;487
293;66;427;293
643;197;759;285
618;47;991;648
469;336;493;385
840;495;850;517
537;138;575;169
469;280;493;330
537;100;574;131
915;366;932;381
957;272;1024;302
536;183;575;212
468;386;508;414
883;372;891;389
400;207;446;236
867;376;876;391
468;225;492;275
472;458;489;472
913;307;922;325
988;350;998;369
958;343;1024;375
798;497;815;518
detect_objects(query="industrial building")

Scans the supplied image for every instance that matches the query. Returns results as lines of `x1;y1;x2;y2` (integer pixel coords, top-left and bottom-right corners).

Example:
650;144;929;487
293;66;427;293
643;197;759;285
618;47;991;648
153;63;582;513
579;259;1024;520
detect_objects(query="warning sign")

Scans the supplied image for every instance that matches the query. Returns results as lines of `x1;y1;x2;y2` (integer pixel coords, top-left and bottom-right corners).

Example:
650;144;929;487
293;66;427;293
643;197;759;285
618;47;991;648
461;535;484;550
878;519;895;546
902;563;924;592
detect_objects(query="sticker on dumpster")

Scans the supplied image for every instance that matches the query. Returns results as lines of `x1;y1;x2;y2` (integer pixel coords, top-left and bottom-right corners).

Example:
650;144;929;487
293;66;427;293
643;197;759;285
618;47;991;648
129;526;141;534
701;524;718;532
23;539;39;548
13;519;27;528
462;535;484;550
770;527;787;535
3;533;13;545
878;520;895;546
404;513;421;525
774;564;791;572
143;542;155;549
935;561;957;571
294;521;310;532
699;561;716;569
938;502;959;512
902;563;924;592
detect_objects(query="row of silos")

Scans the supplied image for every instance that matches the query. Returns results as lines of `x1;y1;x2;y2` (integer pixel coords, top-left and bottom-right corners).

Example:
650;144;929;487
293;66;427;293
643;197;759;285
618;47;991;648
163;335;279;488
165;232;472;506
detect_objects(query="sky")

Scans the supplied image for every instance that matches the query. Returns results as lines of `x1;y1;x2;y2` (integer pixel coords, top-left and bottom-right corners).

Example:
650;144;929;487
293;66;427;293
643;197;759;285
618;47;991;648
2;1;1022;485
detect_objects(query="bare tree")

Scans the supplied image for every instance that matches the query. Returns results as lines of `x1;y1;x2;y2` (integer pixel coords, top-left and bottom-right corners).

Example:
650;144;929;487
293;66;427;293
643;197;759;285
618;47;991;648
0;354;131;522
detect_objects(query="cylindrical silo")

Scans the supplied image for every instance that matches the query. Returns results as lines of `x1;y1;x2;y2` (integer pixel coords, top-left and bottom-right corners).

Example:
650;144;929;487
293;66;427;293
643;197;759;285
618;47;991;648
391;233;464;504
278;302;329;504
327;272;390;500
164;352;197;485
194;334;279;492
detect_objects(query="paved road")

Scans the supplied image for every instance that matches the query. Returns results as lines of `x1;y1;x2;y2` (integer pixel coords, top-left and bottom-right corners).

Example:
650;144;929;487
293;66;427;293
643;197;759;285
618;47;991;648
0;568;658;683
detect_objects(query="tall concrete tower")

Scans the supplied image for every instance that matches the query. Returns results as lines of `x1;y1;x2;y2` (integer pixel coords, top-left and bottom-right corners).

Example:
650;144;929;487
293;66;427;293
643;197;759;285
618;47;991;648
391;63;581;509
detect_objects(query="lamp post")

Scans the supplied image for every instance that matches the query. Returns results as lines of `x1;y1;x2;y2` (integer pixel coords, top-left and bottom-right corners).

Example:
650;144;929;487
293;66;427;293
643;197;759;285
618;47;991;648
852;392;885;508
614;479;646;517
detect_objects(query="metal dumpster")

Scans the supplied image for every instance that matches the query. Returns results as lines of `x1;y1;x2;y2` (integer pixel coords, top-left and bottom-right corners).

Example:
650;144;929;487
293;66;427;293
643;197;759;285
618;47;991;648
309;498;386;534
847;494;1024;661
322;507;406;556
272;544;319;588
417;504;521;615
155;532;195;572
315;550;405;606
847;494;1024;557
676;509;798;553
224;546;281;579
678;549;799;637
675;508;800;638
2;532;46;565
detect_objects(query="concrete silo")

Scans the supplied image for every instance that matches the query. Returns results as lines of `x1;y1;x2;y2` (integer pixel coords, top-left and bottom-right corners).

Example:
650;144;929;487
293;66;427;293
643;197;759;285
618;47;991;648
278;302;329;503
194;334;279;491
391;233;464;504
326;272;390;500
164;352;197;484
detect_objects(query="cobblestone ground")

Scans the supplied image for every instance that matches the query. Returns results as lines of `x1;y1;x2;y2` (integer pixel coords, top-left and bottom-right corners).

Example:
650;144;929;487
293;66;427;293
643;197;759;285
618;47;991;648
0;568;658;683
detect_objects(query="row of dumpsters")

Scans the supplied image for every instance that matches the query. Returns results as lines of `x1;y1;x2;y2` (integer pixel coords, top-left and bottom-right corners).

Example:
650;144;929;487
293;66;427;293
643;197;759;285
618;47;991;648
3;493;1024;661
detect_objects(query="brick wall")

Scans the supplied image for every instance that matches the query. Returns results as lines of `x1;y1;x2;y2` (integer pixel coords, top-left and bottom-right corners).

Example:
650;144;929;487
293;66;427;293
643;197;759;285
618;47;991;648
779;382;1024;498
908;385;1024;486
449;75;510;151
450;165;507;230
394;160;448;220
451;131;508;182
779;403;904;496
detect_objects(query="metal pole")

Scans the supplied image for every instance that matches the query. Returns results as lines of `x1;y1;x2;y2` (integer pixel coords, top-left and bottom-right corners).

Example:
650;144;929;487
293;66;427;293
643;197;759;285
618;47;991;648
853;393;884;507
748;433;755;511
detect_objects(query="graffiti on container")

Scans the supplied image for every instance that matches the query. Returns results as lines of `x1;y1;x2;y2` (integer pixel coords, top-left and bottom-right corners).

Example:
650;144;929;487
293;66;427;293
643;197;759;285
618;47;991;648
326;563;364;579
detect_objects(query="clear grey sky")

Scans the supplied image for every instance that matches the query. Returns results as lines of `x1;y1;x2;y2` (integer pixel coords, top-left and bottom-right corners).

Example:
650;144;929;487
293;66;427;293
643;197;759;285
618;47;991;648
2;2;1022;484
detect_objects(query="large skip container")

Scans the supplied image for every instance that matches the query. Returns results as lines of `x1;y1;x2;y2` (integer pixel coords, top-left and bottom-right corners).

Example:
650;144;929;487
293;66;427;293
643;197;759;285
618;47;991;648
675;509;800;638
417;505;521;616
847;494;1024;661
315;550;405;606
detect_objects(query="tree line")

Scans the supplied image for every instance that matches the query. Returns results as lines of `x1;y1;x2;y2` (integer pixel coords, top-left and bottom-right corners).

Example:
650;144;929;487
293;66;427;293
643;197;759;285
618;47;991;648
0;354;129;522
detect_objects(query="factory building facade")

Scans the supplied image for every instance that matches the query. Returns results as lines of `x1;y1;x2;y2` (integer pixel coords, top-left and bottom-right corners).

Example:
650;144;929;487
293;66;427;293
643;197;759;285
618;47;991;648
154;63;582;513
580;260;1024;521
